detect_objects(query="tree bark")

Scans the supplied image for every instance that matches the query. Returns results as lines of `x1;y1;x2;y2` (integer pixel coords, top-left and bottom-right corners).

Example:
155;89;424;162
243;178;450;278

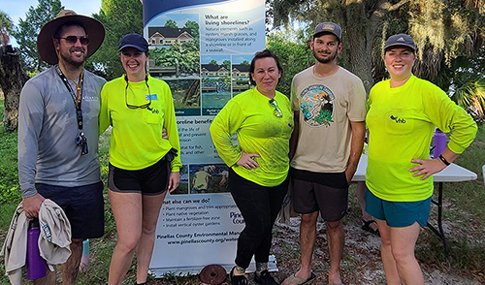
344;0;375;93
342;0;411;93
0;45;29;131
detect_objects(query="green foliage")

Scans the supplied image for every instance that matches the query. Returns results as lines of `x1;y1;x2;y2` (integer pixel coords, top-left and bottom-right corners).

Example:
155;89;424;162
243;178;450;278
222;59;231;71
0;97;21;267
0;10;14;45
151;41;200;74
272;0;485;95
409;0;485;84
88;0;143;80
11;0;62;73
0;99;21;204
452;77;485;122
436;48;485;122
164;19;177;28
267;32;313;96
184;20;199;39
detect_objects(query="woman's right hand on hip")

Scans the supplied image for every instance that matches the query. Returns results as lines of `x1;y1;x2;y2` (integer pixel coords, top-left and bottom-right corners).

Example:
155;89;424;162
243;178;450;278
236;151;260;170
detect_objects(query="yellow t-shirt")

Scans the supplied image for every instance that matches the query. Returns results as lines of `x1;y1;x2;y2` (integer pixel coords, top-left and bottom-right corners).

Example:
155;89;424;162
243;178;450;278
366;75;477;201
210;88;293;187
99;75;182;171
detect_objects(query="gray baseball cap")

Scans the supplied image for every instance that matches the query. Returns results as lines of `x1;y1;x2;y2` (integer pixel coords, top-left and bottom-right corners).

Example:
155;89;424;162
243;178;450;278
313;22;342;41
384;34;416;52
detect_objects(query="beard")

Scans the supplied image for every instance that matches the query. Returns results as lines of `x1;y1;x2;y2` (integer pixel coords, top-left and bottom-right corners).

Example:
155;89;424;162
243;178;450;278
313;48;338;64
59;48;85;68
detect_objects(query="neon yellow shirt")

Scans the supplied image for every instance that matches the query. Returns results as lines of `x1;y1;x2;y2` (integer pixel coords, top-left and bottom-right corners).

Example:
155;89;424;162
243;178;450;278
366;75;477;201
210;88;294;187
99;75;181;171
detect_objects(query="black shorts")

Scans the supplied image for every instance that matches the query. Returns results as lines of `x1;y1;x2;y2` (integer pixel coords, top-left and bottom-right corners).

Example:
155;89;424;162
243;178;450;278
35;181;104;239
108;157;170;196
291;168;349;221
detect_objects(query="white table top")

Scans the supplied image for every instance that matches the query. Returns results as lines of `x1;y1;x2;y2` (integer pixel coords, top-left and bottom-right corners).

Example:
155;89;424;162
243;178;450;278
352;154;477;183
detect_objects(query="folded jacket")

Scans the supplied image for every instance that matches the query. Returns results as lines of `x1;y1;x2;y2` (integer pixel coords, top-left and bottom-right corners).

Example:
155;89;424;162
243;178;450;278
1;199;72;285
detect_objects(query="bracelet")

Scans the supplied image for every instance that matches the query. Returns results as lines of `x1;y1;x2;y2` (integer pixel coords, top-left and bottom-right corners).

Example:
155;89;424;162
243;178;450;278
438;154;450;166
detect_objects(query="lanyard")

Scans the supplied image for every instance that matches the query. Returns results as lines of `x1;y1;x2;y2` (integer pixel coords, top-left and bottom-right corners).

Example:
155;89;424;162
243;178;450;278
55;65;84;130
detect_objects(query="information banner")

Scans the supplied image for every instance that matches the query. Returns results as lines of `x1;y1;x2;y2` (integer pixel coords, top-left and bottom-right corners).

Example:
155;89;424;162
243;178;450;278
143;0;266;275
151;193;243;275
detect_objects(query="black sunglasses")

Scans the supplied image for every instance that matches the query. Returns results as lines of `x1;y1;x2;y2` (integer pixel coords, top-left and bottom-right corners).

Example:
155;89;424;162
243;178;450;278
57;36;90;45
125;76;152;110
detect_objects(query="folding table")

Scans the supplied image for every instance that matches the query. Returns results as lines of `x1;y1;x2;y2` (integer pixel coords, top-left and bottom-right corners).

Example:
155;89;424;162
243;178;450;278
352;154;477;254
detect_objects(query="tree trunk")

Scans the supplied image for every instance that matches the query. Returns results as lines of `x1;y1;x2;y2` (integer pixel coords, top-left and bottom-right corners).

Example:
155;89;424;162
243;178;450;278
344;0;375;93
0;45;29;132
343;0;411;93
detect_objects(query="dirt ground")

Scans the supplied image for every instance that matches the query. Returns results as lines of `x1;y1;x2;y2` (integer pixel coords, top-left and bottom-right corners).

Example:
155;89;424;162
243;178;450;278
152;214;484;285
268;217;483;285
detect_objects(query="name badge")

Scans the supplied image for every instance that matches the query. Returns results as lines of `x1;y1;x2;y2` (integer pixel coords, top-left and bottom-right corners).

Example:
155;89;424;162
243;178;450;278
146;94;158;101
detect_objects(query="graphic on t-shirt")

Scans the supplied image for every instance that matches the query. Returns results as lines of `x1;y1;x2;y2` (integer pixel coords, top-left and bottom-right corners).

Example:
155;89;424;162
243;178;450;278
300;84;335;127
390;115;406;123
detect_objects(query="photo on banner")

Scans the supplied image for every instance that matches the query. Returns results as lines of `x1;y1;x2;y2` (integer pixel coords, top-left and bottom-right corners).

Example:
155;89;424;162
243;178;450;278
201;54;231;115
143;0;266;275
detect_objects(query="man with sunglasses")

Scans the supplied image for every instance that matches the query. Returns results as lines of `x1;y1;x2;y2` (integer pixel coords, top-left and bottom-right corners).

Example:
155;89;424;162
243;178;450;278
283;22;366;285
17;9;106;284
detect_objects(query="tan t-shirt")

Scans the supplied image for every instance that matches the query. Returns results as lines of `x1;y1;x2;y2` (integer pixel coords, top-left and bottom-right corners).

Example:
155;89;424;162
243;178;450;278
290;66;366;173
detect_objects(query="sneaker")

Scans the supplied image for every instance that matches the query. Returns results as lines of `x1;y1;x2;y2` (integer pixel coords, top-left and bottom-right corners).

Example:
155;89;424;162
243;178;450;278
254;270;279;285
230;266;249;285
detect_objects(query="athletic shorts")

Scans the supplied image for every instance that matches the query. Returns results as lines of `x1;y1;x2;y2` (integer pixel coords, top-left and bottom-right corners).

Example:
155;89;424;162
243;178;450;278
35;181;104;239
108;156;169;196
291;171;349;222
365;187;431;227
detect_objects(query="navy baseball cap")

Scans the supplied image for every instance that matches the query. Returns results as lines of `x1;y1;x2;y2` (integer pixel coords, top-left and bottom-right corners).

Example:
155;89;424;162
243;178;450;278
384;34;416;52
118;33;148;52
313;22;342;41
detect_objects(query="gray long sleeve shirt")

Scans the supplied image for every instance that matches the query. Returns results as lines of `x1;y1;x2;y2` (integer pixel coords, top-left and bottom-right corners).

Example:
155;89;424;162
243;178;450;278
18;66;106;198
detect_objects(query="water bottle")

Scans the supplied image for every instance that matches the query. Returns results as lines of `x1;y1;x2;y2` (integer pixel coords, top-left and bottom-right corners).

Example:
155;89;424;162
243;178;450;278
433;128;447;159
26;218;47;280
79;239;90;272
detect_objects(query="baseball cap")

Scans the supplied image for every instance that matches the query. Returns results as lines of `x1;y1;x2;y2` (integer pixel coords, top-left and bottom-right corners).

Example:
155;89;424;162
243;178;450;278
384;34;416;52
313;22;342;41
118;33;148;52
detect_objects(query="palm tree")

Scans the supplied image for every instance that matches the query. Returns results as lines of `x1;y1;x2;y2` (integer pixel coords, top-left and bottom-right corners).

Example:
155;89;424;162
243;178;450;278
451;73;485;122
0;11;13;46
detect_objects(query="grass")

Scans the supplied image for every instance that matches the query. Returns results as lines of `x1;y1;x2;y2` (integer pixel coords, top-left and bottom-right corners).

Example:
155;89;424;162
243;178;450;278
2;96;485;283
0;99;21;234
445;125;485;221
0;99;21;284
412;125;485;280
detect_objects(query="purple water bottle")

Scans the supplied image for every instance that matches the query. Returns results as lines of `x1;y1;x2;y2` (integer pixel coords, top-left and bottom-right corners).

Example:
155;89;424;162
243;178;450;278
26;218;47;280
433;128;447;159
